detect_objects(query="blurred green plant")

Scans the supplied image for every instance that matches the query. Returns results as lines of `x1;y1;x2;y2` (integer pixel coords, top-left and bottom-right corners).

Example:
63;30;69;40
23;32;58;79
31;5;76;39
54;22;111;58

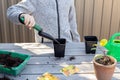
91;39;108;56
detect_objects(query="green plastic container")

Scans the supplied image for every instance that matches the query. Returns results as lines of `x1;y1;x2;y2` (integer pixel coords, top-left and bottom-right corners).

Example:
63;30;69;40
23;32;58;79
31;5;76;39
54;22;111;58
0;50;30;76
105;33;120;62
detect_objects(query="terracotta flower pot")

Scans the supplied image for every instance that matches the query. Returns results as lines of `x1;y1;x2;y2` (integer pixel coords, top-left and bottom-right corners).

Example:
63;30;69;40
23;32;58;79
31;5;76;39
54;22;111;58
93;54;117;80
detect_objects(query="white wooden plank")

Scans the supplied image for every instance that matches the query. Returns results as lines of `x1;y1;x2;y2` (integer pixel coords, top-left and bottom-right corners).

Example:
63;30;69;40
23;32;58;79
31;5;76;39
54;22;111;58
28;56;94;65
0;43;85;49
28;56;120;64
0;49;102;56
0;43;103;56
28;56;120;63
1;73;120;80
0;74;97;80
18;64;120;74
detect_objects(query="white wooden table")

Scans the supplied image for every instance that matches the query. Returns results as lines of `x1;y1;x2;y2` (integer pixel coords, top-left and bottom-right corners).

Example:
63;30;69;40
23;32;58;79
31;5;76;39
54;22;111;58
0;42;120;80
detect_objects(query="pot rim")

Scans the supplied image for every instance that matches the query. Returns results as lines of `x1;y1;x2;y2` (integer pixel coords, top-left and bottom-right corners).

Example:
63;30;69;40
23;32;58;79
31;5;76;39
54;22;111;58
93;54;117;67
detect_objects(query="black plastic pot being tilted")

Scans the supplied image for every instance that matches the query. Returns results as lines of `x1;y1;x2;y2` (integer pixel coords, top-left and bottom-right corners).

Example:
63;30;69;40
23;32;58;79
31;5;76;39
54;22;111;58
20;17;66;57
84;36;98;54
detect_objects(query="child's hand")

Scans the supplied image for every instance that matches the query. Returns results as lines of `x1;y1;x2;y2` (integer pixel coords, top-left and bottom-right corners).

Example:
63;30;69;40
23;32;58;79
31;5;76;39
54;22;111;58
20;14;35;30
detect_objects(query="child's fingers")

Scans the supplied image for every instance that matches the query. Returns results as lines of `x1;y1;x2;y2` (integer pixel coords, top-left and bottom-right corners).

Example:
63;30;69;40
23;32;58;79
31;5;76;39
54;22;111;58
23;14;35;29
24;15;31;26
27;16;35;27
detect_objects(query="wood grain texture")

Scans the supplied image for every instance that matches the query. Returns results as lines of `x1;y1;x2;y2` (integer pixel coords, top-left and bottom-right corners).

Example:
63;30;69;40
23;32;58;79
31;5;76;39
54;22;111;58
100;0;113;39
110;0;120;37
83;0;94;36
75;0;85;41
92;0;103;40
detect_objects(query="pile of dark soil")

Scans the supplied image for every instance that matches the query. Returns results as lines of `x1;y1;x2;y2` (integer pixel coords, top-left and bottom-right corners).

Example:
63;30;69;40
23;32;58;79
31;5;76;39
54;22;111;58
0;53;24;68
69;56;75;61
95;56;114;65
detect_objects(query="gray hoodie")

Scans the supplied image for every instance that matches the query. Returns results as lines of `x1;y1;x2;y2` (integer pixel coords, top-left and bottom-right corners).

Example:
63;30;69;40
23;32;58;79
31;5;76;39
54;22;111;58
7;0;80;42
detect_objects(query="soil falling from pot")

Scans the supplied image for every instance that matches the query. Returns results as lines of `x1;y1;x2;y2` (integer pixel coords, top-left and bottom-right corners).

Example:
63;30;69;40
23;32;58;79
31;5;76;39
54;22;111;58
95;56;114;65
0;53;24;68
69;56;75;61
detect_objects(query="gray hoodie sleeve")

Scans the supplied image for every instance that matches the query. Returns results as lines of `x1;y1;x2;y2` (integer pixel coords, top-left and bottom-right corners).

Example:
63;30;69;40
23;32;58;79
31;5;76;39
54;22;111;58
69;0;80;42
7;0;35;25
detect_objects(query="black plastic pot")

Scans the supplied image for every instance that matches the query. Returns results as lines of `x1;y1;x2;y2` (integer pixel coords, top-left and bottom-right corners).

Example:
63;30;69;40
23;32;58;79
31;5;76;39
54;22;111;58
53;38;66;57
84;36;98;54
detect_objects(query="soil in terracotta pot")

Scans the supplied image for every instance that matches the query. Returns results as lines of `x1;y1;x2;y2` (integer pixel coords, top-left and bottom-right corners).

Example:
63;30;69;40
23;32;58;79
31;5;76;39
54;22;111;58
0;53;24;68
95;56;114;65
